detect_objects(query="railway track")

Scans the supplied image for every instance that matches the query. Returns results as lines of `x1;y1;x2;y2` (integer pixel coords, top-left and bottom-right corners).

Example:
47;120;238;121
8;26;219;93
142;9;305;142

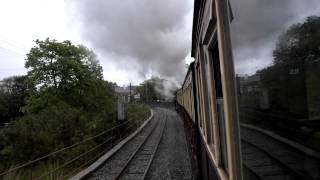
114;112;166;180
85;109;167;180
242;140;301;180
241;125;320;180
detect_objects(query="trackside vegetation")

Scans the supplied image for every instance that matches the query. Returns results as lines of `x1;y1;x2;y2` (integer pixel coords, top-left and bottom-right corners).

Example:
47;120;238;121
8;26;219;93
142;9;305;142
0;38;150;179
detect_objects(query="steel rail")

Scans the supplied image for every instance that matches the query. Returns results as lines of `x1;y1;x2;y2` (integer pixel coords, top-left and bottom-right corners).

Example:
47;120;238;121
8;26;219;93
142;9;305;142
241;124;320;160
0;120;130;176
141;114;167;180
114;116;160;180
46;118;141;179
241;139;309;179
65;120;135;178
63;143;114;179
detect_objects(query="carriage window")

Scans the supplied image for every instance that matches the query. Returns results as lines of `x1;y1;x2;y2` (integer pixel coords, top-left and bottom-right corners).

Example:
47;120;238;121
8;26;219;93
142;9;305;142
196;67;203;130
209;43;228;170
204;51;215;147
199;65;207;138
229;0;320;179
200;54;213;144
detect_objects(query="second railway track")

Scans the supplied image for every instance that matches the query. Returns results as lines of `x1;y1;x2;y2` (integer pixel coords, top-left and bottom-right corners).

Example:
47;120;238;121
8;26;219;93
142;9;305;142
241;125;320;180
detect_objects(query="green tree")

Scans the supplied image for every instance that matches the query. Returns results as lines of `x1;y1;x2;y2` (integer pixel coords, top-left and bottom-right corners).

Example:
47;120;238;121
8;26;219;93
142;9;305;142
0;76;31;124
136;80;159;102
258;16;320;118
136;77;177;102
0;39;117;171
23;38;105;113
273;16;320;66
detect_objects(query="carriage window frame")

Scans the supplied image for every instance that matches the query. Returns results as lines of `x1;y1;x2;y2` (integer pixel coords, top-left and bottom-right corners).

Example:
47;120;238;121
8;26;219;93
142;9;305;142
207;40;229;171
195;54;204;132
199;46;216;146
198;56;208;139
202;47;217;151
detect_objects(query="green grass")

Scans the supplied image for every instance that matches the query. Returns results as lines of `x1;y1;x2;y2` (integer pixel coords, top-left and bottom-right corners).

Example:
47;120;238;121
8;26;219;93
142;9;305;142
126;103;151;127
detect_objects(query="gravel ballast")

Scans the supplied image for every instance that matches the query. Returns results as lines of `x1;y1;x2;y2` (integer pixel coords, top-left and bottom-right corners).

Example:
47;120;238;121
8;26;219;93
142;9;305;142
83;107;193;180
146;108;193;180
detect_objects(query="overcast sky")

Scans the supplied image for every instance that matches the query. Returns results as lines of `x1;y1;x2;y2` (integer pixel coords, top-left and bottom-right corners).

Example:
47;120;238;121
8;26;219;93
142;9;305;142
0;0;193;85
229;0;320;75
3;0;318;85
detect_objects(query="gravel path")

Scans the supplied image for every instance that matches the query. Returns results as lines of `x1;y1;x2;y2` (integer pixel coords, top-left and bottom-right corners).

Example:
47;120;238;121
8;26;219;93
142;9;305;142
146;108;193;180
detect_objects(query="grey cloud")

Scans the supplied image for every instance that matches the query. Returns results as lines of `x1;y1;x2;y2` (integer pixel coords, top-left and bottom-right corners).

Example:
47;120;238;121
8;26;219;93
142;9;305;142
0;47;26;79
229;0;320;74
67;0;192;82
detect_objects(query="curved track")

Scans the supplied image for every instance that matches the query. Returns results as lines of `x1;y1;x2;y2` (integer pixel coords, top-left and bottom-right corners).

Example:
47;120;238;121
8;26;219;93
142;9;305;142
85;109;166;180
114;113;166;180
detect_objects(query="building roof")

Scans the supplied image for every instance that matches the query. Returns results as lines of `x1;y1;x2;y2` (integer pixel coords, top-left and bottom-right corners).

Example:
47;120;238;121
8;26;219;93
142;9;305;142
114;86;136;95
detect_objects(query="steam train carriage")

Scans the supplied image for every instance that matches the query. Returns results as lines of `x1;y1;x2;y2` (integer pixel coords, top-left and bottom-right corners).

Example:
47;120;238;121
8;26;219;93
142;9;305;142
178;0;320;179
176;0;241;179
176;63;196;123
176;58;240;180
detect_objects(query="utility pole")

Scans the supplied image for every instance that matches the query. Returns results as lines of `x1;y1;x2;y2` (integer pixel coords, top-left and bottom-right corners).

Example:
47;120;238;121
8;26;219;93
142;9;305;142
129;82;132;103
145;83;148;103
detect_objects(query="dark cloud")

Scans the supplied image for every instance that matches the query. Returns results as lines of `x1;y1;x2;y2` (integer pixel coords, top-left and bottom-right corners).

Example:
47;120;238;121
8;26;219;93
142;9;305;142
229;0;320;74
67;0;192;82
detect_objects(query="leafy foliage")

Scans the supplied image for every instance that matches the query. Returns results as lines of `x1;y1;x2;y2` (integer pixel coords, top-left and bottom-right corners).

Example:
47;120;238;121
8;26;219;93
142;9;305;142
242;16;320;117
268;16;320;117
23;38;105;113
238;16;320;151
0;76;31;125
126;104;150;125
0;39;153;178
273;16;320;66
0;39;118;176
136;77;172;102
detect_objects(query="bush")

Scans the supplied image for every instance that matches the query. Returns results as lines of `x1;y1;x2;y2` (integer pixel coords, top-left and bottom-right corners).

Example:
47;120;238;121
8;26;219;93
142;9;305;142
0;100;116;171
126;104;150;126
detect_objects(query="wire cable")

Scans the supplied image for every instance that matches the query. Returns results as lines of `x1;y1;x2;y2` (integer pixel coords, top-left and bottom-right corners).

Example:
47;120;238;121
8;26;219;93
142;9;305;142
63;143;113;178
64;120;145;178
35;135;116;180
0;120;130;176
